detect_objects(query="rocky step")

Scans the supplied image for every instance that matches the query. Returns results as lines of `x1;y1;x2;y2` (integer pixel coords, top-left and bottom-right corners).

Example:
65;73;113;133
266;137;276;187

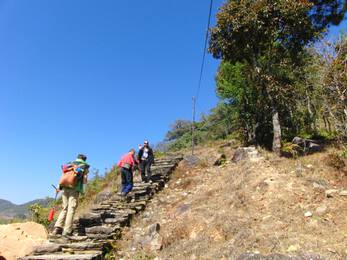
22;156;183;260
19;253;103;260
33;242;107;255
49;236;89;243
76;213;103;226
151;165;176;170
114;201;146;212
104;217;129;226
86;232;121;240
85;226;121;235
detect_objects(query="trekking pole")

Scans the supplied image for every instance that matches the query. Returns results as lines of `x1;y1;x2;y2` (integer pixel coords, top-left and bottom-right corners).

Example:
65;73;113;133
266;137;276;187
48;184;59;222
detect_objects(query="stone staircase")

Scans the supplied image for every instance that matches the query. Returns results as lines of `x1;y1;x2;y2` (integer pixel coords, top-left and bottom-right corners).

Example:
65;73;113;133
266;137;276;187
19;157;182;260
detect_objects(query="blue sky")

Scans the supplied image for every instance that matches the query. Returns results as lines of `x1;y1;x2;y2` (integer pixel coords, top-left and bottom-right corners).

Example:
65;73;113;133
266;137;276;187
0;1;345;204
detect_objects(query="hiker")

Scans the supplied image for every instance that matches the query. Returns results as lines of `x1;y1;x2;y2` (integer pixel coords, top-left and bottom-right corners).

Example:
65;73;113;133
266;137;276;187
138;140;155;183
117;149;137;196
51;154;90;237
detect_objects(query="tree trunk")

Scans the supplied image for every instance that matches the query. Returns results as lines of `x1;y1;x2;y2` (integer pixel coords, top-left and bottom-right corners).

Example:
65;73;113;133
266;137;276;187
306;89;315;131
272;109;282;156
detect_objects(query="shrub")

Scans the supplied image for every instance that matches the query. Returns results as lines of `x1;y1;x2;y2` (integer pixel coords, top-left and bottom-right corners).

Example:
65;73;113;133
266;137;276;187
28;203;51;229
281;142;301;158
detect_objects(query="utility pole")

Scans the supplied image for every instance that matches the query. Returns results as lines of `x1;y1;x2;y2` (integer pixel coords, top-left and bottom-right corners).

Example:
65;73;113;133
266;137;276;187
192;96;196;155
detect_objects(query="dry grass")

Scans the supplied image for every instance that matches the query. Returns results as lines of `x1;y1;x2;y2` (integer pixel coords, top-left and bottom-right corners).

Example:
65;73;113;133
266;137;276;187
116;144;347;259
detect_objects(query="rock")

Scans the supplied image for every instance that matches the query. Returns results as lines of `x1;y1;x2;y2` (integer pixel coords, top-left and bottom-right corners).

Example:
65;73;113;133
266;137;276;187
33;244;62;254
232;147;261;162
19;253;103;260
292;136;307;146
304;211;313;217
183;155;201;166
339;190;347;196
232;148;250;162
85;226;118;235
308;142;322;153
325;189;339;198
141;233;163;252
147;223;160;236
292;137;322;154
77;213;102;227
0;222;48;260
59;242;104;251
312;182;325;190
315;205;328;215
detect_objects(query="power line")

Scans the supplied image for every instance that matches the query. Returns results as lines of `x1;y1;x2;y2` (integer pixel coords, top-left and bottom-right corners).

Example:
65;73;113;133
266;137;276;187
192;0;214;155
195;0;214;101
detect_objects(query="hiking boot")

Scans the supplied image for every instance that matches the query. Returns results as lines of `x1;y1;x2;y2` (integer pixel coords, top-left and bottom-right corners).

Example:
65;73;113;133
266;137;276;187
51;227;63;236
62;231;73;238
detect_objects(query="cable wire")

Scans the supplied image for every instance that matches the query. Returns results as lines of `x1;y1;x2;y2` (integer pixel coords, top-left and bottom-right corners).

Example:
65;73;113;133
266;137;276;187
195;0;214;102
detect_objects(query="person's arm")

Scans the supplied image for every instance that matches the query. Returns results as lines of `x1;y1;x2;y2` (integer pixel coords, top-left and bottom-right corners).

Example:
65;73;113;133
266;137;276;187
138;149;143;161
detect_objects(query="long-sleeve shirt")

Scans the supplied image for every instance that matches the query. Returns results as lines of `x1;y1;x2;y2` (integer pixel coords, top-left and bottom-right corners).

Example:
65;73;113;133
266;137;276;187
117;152;136;168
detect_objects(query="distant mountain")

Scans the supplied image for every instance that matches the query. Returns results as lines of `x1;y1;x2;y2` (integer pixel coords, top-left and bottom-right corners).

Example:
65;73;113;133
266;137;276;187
0;198;53;220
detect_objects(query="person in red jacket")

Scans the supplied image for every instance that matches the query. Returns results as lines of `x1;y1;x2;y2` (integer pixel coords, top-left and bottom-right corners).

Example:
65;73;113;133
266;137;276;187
117;149;137;196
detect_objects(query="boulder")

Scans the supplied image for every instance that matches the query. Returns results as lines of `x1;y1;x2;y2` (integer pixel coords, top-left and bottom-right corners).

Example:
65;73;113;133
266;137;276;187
0;222;48;260
183;155;201;166
292;137;322;154
232;148;250;162
232;147;260;162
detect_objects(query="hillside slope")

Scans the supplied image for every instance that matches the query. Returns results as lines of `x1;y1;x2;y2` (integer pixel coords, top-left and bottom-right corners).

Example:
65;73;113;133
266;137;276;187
0;198;53;219
117;144;347;259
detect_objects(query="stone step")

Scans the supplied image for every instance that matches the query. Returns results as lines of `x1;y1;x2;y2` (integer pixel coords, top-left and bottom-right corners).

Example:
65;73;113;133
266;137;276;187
86;232;120;240
33;242;107;255
104;216;130;227
19;253;103;260
85;226;120;235
23;156;183;260
49;236;89;243
76;213;103;227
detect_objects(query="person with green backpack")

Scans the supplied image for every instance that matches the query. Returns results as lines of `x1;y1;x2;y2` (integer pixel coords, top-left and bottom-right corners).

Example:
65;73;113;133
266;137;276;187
51;154;90;237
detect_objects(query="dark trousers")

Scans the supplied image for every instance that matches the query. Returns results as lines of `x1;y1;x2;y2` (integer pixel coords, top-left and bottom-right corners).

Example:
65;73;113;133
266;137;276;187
140;160;152;182
121;167;133;194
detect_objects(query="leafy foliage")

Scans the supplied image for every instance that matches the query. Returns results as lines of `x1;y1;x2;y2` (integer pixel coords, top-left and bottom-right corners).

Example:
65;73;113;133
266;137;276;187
28;203;52;229
160;1;346;154
208;0;346;153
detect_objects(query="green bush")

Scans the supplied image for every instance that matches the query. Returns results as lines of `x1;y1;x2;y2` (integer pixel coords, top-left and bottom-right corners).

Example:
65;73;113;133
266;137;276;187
28;203;51;229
